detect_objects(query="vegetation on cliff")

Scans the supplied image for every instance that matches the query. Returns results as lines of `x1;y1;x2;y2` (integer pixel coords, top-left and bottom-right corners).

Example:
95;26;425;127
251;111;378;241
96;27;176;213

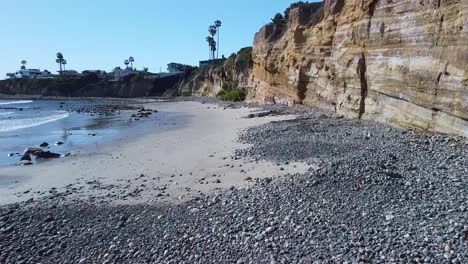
175;47;253;98
226;47;253;73
217;87;246;102
271;1;308;26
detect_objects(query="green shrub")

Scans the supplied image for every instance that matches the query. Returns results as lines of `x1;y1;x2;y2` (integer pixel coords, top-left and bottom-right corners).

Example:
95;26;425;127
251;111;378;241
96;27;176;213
271;13;286;26
235;47;253;71
284;1;307;20
221;82;232;90
270;1;308;25
218;88;246;102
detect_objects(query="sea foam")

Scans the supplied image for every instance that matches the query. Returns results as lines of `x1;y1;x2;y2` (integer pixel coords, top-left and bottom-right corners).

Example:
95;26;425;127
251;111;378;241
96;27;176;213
0;111;69;132
0;100;34;105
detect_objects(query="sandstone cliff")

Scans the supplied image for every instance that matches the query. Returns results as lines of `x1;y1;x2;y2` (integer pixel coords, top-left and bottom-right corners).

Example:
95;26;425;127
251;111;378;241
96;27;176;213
250;0;467;136
176;47;253;97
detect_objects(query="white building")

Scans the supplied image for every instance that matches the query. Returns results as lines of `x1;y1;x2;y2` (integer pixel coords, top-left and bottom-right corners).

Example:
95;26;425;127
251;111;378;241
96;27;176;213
114;68;140;79
13;69;54;79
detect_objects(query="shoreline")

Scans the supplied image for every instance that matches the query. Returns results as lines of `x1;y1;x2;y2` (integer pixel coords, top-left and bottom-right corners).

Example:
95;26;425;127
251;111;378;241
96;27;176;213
0;98;170;167
0;100;310;205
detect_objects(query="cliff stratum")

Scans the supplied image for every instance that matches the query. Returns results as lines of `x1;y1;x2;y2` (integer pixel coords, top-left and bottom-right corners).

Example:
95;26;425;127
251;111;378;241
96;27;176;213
250;0;467;136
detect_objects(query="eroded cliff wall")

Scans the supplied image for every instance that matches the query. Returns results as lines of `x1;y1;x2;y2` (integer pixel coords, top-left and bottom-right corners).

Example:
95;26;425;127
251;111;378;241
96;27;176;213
176;47;253;97
250;0;468;136
0;74;184;98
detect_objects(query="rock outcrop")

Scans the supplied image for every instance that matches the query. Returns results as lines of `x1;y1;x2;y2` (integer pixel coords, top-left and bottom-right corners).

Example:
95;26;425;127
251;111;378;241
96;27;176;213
250;0;467;136
0;74;185;98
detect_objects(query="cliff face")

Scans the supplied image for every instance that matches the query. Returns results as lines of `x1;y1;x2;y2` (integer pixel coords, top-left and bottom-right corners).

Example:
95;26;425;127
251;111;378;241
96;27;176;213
0;74;184;98
176;47;253;97
250;0;468;136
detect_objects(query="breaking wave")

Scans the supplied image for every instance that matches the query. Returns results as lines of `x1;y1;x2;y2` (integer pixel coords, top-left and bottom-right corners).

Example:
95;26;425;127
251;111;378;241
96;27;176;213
0;100;34;105
0;111;69;132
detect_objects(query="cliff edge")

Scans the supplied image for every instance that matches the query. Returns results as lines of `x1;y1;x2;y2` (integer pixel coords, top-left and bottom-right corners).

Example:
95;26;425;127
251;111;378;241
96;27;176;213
250;0;467;136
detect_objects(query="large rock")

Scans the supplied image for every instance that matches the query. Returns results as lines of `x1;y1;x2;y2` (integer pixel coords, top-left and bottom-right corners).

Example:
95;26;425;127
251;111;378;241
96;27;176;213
24;147;42;155
20;154;32;162
249;0;468;137
35;151;61;159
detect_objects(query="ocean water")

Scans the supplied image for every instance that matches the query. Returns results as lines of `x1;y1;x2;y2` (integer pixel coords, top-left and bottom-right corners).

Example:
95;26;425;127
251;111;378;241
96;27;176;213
0;99;187;167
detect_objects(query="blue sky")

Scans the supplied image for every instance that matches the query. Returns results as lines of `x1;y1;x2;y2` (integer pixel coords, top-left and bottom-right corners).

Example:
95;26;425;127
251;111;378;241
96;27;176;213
0;0;320;78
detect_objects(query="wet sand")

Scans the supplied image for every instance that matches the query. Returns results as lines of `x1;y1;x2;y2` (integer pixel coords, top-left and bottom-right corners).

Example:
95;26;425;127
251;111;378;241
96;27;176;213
0;101;309;205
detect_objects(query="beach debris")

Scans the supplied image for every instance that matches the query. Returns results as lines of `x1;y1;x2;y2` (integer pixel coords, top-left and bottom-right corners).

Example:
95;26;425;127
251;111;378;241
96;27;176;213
40;142;49;148
55;141;64;145
246;110;274;118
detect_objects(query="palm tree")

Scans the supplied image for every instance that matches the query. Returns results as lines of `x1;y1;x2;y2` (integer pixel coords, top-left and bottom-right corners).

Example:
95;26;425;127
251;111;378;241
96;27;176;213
21;60;27;70
211;40;217;60
206;36;216;60
129;57;135;69
124;59;130;69
208;25;218;60
208;25;217;38
206;36;213;59
214;20;222;59
56;52;65;75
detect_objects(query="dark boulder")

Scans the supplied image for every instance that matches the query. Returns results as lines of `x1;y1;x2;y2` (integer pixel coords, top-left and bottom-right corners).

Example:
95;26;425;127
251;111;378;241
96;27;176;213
25;147;42;155
20;154;32;161
40;142;49;148
35;151;61;159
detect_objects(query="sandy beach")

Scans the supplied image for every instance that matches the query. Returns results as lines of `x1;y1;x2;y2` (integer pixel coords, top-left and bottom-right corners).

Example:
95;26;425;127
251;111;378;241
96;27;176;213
0;100;309;205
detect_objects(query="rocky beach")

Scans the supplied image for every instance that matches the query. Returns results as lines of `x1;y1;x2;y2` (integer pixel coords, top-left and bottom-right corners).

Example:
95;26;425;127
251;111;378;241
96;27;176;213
0;98;466;263
0;0;467;263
